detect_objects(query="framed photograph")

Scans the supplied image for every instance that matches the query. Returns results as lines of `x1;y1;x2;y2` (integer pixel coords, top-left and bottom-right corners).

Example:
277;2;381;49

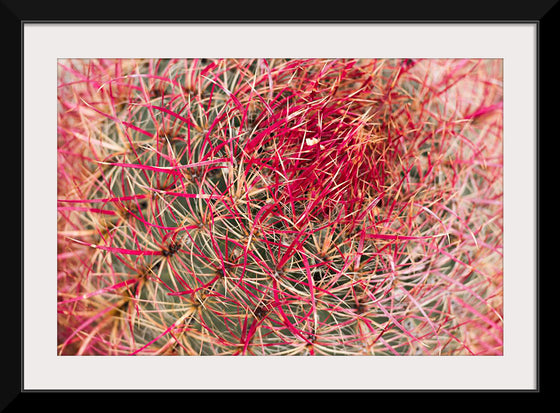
13;2;549;404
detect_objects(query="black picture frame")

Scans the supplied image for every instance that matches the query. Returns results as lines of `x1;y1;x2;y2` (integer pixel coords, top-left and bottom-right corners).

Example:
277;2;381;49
9;0;552;407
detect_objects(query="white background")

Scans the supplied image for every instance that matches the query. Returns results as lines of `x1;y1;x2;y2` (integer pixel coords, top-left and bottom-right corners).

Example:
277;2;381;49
23;23;537;390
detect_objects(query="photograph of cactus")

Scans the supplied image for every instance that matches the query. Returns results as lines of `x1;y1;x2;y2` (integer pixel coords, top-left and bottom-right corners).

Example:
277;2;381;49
57;58;503;356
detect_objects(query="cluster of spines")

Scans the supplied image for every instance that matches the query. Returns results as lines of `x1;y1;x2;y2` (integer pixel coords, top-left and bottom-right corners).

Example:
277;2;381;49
57;58;503;355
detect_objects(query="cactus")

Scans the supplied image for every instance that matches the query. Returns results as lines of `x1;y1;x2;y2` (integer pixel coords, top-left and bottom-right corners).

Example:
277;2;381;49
57;58;503;355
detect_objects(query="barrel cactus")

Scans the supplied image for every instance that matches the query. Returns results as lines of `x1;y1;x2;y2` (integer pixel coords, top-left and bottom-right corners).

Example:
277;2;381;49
57;58;503;356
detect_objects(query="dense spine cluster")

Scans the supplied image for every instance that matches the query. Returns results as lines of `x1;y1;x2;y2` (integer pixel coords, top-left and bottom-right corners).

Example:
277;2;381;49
57;58;503;355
